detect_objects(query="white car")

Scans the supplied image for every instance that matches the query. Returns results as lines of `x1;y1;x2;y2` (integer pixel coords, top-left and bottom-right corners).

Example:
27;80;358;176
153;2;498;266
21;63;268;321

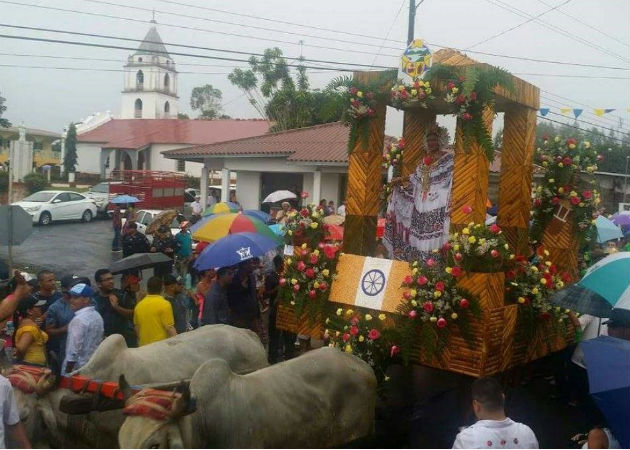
122;209;197;250
13;190;98;225
85;181;121;216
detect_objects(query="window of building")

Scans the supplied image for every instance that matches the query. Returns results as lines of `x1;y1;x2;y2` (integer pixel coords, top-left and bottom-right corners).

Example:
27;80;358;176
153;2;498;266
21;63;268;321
164;101;170;115
176;160;185;171
33;142;43;151
134;99;143;118
138;57;143;62
136;70;144;89
164;73;170;90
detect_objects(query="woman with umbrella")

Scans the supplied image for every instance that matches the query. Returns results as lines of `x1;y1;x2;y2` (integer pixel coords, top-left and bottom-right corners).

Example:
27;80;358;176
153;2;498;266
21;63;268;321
151;225;180;278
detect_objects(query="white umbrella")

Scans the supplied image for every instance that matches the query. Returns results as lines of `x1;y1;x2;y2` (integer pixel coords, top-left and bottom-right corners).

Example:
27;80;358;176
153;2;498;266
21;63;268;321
262;190;296;203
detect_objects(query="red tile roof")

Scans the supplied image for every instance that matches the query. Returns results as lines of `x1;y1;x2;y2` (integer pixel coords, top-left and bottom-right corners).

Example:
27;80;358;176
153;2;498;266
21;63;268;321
163;122;395;164
77;119;270;150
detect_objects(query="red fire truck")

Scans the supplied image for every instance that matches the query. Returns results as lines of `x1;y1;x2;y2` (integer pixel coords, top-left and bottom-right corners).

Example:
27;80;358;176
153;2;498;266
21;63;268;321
107;170;187;211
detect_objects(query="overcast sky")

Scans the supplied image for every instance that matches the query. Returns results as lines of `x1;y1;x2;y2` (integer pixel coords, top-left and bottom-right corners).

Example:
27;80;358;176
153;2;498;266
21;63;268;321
0;0;628;138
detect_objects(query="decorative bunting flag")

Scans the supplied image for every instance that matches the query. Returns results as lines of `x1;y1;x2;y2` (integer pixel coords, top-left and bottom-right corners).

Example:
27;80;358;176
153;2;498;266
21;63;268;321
594;108;605;117
560;107;571;114
539;108;550;116
573;109;583;119
604;109;615;114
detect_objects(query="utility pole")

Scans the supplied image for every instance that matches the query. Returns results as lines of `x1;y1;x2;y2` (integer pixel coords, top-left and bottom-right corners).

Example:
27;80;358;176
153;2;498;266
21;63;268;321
407;0;416;45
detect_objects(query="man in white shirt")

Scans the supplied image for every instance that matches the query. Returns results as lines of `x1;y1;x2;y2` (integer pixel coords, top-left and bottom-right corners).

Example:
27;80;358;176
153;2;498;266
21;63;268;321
62;283;104;374
190;195;203;222
0;375;30;448
453;377;539;449
337;200;346;217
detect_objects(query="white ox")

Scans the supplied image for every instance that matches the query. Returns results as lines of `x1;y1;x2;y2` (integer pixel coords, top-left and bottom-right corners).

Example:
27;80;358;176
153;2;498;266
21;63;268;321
119;347;377;448
10;325;268;447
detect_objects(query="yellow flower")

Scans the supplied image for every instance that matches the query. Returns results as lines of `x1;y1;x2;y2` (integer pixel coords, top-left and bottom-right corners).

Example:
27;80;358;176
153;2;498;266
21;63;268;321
412;267;419;275
336;308;343;316
310;222;318;229
543;249;549;256
286;258;292;265
468;236;477;244
434;291;442;298
314;281;320;289
410;89;418;96
584;141;591;148
479;238;486;245
411;300;418;307
378;313;386;321
365;314;373;321
579;202;584;207
468;222;475;227
311;213;319;219
543;161;549;167
322;269;330;277
558;187;565;194
509;254;515;260
554;136;561;142
532;287;539;295
384;376;391;382
432;248;439;254
288;230;293;235
504;244;509;250
451;312;458;320
453;244;460;251
452;87;459;93
540;278;548;285
558;163;564;167
462;227;470;235
410;289;417;297
570;191;578;197
314;249;320;256
430;316;437;322
445;267;452;274
412;261;418;267
517;296;526;304
545;261;552;267
345;309;353;316
291;278;298;285
548;178;555;183
345;344;353;353
356;91;363;98
290;300;295;305
556;281;564;289
531;266;538;273
358;335;365;342
325;318;331;324
301;243;307;249
569;143;576;149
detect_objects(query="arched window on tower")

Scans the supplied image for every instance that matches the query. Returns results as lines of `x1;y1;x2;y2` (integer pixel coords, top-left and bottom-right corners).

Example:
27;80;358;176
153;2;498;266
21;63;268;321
164;101;170;117
164;73;170;92
136;70;144;90
135;98;143;118
138;57;143;63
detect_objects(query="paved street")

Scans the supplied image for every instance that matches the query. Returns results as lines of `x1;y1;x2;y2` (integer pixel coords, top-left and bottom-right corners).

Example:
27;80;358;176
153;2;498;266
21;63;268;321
0;218;120;281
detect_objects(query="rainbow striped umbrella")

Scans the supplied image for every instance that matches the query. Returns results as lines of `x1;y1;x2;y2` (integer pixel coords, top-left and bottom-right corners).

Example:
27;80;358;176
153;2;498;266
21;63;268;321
203;202;241;215
192;212;281;244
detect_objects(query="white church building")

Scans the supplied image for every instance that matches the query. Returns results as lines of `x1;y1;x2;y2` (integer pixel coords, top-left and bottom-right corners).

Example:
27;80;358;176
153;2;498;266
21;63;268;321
75;21;270;178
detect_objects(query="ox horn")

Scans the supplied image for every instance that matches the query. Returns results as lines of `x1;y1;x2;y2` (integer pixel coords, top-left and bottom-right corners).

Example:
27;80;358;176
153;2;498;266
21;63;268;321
119;374;133;406
169;381;196;418
34;369;57;396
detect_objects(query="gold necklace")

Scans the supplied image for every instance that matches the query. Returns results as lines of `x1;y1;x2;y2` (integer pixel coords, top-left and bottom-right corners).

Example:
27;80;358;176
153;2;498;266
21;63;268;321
420;151;441;201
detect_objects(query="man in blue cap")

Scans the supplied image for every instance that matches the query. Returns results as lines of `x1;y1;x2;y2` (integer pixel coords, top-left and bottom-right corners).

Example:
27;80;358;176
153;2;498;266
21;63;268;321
62;283;104;374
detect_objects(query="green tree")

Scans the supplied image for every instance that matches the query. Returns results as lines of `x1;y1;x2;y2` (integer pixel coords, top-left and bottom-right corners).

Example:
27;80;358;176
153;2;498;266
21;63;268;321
228;48;345;132
177;113;190;119
23;172;49;194
63;123;78;174
0;92;10;128
190;84;223;119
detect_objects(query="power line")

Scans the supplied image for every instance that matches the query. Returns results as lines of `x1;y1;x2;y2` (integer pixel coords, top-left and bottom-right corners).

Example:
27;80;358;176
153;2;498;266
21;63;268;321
537;115;628;144
152;0;405;45
545;111;625;135
2;1;629;71
467;0;573;50
0;24;395;70
0;63;234;75
534;0;630;49
370;0;406;68
517;73;629;80
540;95;624;130
483;0;630;63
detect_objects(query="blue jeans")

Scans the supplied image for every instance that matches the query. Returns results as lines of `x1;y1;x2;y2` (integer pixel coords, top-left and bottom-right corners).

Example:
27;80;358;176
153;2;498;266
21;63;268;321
112;226;121;250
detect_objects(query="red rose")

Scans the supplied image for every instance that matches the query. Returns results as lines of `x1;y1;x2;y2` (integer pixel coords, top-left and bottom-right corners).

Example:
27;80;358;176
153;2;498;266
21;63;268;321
349;87;358;95
308;289;316;299
350;316;360;325
462;205;473;215
490;249;499;258
300;249;309;257
418;92;426;100
489;224;501;234
540;312;551;320
400;90;408;99
351;100;360;108
565;138;577;146
297;261;306;272
542;134;549;141
551;197;560;205
426;258;436;267
423;301;434;313
447;82;455;90
582;190;592;199
321;223;329;231
293;284;300;292
455;94;466;105
368;329;381;340
309;254;319;264
570;196;580;206
367;108;375;117
435;281;445;292
506;270;515;280
350;325;359;336
279;278;287;286
436;317;447;328
403;275;413;286
398;138;406;147
408;310;418;319
403;291;411;300
563;157;573;165
323;245;339;260
597;154;603;161
342;332;350;342
390;345;400;357
423;156;432;166
549;264;557;275
461;112;473;121
451;266;463;277
443;241;452;251
468;91;477;101
454;252;463;262
534;199;542;207
318;242;325;249
459;298;469;309
561;272;572;283
299;208;309;217
319;281;328;291
417;275;428;285
305;268;315;279
300;191;309;199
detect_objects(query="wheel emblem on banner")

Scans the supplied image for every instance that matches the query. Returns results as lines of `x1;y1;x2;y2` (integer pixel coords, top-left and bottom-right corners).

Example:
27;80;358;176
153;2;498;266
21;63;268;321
361;269;385;296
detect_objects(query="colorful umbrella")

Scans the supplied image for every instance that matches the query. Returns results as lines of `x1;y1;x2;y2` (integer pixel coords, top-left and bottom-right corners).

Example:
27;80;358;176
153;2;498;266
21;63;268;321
192;213;280;244
596;215;623;244
578;252;630;307
242;210;271;223
269;224;285;236
111;195;140;204
194;232;280;270
145;209;179;235
203;202;240;215
325;224;344;241
582;336;630;448
611;212;630;231
549;284;613;318
262;190;296;203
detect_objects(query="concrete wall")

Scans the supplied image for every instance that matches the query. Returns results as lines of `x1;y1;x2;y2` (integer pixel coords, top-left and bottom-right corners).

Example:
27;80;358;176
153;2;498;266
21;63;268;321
151;144;203;176
320;172;341;206
235;171;261;209
76;142;104;174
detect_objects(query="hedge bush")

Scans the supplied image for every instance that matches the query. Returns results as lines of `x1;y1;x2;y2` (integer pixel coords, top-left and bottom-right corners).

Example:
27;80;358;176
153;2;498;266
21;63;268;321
23;172;49;194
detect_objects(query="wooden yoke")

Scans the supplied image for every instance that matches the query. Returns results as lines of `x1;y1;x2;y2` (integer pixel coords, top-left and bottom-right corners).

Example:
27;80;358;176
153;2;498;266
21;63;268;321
497;106;537;255
401;110;436;177
449;107;494;230
344;71;389;256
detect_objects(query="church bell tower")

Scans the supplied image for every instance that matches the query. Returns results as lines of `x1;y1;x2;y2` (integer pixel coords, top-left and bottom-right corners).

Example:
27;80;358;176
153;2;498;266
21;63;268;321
121;20;179;119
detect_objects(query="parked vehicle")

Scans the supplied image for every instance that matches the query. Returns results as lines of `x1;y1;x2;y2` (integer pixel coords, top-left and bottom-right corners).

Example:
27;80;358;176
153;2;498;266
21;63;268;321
12;190;98;225
108;170;186;212
85;181;122;217
121;209;195;249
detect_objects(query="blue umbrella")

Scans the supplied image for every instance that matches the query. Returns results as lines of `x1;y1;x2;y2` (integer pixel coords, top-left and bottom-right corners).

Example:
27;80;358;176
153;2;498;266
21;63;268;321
243;209;271;223
596;215;623;244
194;232;280;271
579;252;630;307
269;224;285;236
191;210;271;233
111;194;140;204
581;336;630;448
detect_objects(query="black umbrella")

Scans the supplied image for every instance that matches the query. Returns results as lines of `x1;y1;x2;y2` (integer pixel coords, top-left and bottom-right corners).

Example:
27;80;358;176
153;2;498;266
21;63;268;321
109;253;172;275
549;284;613;318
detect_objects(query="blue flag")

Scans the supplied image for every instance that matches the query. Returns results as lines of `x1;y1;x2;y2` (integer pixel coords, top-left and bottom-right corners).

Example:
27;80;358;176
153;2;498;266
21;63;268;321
539;108;550;116
573;109;583;119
